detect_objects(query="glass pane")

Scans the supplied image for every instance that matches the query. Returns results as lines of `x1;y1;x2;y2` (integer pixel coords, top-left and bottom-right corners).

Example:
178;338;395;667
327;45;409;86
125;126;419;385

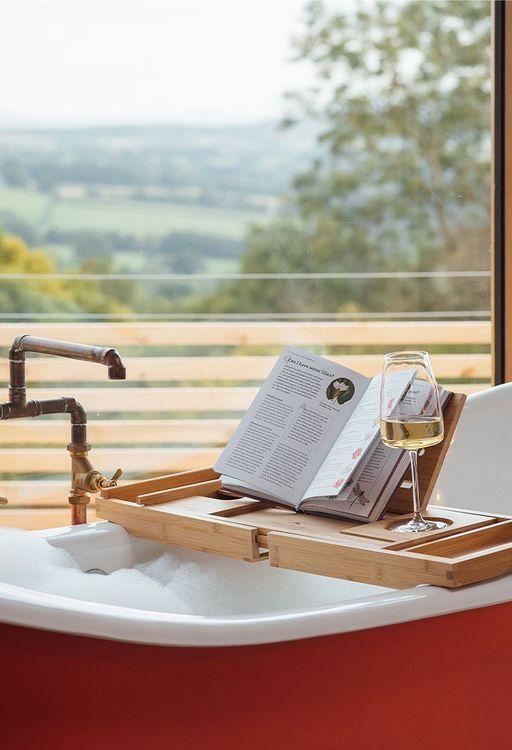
0;0;491;527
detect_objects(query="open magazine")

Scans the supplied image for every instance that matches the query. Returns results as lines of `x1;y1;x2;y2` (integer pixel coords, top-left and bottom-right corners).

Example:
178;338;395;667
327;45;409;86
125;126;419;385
215;347;452;523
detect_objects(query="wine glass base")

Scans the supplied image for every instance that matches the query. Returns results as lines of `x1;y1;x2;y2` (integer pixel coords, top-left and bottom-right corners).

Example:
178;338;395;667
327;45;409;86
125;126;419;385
389;518;448;534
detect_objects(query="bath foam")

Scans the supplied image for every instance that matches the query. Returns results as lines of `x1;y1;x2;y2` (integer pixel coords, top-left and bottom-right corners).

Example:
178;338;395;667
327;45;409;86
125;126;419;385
0;529;391;616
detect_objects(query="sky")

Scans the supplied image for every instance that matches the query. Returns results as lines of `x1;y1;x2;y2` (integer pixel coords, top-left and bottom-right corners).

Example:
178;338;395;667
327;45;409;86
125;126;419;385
0;0;317;127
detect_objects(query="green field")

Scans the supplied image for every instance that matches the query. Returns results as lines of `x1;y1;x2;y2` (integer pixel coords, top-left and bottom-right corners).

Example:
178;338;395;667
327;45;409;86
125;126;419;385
0;186;264;240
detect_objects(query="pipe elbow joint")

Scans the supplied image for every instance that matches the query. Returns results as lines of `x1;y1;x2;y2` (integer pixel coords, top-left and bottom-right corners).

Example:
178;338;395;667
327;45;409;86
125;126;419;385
104;349;126;380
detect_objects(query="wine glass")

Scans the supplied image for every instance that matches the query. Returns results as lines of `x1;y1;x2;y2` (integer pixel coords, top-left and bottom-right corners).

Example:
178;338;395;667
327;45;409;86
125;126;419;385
380;351;447;533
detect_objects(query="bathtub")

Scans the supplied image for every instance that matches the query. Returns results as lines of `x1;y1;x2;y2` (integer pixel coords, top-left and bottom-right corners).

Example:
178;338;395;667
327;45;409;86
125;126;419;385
2;521;512;750
2;385;512;749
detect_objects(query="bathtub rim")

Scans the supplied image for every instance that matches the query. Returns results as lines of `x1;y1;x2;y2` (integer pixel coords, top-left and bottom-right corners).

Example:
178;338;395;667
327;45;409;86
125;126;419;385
1;523;512;647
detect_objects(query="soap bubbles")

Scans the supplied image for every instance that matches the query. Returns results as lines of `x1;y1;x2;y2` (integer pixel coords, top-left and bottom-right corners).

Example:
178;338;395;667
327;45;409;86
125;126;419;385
0;528;389;616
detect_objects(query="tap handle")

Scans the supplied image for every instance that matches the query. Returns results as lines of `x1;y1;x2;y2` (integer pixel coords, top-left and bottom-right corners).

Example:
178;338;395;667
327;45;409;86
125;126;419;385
81;468;123;492
108;468;123;486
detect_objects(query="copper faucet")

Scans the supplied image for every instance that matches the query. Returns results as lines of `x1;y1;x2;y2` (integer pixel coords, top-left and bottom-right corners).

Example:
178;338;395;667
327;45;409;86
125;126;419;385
0;334;127;525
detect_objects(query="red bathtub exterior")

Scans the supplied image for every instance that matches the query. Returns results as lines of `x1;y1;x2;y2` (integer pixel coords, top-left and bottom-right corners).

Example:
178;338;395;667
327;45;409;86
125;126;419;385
1;601;511;750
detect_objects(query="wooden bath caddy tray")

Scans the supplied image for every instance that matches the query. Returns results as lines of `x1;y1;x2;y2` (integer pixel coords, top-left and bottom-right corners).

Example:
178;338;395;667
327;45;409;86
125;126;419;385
96;394;512;589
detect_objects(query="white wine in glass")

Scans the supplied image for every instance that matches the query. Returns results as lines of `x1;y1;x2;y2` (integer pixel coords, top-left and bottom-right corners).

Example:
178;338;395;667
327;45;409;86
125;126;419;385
380;416;444;451
380;351;447;533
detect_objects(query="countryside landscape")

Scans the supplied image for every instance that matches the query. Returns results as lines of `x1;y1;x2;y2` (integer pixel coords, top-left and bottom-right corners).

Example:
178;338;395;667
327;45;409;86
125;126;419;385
0;1;492;320
0;122;315;276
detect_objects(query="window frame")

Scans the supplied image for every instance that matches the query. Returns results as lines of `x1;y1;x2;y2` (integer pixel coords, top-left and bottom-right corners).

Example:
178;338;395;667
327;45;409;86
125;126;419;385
493;0;511;383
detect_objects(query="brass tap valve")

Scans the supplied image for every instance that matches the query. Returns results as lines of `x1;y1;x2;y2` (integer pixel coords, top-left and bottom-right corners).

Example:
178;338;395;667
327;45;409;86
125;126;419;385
68;442;123;525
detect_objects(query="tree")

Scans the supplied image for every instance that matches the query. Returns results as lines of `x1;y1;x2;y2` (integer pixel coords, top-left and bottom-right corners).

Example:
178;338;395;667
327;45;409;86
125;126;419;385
0;231;137;315
199;0;490;315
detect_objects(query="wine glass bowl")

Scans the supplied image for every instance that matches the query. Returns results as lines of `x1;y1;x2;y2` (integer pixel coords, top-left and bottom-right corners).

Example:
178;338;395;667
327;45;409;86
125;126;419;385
380;351;447;533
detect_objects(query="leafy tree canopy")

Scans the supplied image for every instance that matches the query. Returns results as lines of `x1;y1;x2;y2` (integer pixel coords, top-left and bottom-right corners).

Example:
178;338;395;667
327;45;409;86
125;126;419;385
0;230;136;315
199;0;490;315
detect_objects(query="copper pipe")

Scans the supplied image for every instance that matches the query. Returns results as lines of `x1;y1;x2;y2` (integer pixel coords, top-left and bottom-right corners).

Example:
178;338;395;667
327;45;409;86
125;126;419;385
71;504;87;526
1;334;126;525
11;335;126;380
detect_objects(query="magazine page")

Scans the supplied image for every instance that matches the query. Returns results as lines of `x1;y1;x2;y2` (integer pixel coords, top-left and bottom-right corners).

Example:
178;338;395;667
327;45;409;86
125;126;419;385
301;439;408;520
301;382;450;521
300;369;415;502
214;347;370;505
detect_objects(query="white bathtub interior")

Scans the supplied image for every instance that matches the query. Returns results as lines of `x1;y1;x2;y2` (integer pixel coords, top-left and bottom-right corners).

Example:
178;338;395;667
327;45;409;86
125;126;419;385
0;522;394;617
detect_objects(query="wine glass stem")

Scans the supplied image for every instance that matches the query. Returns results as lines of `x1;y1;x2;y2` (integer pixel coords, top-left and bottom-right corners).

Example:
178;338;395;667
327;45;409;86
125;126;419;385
409;449;422;522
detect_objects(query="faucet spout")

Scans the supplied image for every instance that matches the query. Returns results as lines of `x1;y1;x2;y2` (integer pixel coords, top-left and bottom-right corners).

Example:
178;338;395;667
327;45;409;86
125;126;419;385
12;335;126;380
104;349;127;380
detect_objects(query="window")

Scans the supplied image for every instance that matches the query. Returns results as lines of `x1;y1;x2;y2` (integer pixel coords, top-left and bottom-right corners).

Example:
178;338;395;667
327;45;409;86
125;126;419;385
0;0;492;527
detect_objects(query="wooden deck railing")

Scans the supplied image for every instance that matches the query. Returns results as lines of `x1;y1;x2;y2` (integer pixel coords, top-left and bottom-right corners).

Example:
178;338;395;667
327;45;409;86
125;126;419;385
0;320;491;529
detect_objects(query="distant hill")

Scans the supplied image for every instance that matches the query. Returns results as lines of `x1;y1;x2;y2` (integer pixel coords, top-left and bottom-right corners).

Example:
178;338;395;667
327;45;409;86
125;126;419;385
0;121;318;273
0;121;318;209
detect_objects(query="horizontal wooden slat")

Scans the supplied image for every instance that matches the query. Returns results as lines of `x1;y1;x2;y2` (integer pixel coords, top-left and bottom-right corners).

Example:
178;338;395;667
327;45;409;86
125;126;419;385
0;419;238;445
0;321;491;347
0;353;491;383
430;354;490;379
2;479;220;507
0;508;97;529
0;382;487;414
0;447;221;474
0;480;69;506
96;496;260;561
6;386;256;411
452;383;489;395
